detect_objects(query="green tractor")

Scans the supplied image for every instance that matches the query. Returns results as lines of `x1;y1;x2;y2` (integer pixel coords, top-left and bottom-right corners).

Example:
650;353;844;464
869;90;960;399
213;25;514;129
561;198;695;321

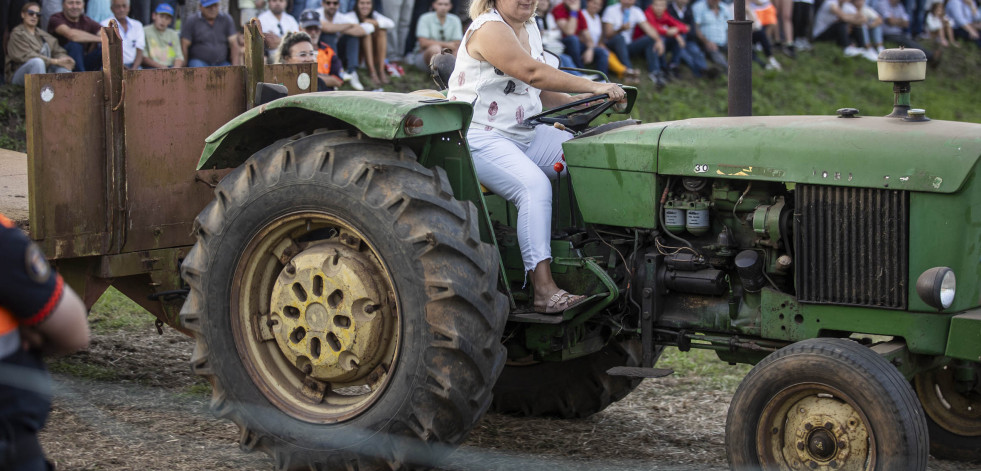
179;55;980;471
21;20;980;471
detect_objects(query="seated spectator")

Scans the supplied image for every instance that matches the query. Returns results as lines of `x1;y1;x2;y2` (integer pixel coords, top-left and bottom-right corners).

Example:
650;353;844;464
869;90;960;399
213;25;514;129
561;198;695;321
405;0;461;71
100;0;144;69
142;3;184;67
667;0;710;77
603;0;666;85
876;0;934;55
181;0;241;67
5;2;74;84
645;0;688;78
694;0;732;70
577;0;611;76
812;0;877;60
317;0;368;90
536;0;579;70
298;10;343;90
48;0;103;71
748;5;783;70
925;0;956;47
945;0;981;46
354;0;393;85
553;0;585;68
855;0;884;54
258;0;299;57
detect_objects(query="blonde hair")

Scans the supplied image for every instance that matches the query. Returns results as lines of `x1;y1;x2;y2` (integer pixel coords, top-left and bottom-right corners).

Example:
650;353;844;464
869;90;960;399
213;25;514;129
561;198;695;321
468;0;538;23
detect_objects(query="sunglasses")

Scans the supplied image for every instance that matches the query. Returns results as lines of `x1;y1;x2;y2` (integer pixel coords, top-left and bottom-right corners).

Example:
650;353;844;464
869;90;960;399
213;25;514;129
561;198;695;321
25;10;41;17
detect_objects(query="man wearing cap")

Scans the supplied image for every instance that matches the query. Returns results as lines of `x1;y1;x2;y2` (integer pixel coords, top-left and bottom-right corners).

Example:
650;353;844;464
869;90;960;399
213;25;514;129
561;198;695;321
258;0;299;56
316;0;366;90
299;9;343;90
143;3;184;67
48;0;104;71
180;0;241;66
99;0;144;68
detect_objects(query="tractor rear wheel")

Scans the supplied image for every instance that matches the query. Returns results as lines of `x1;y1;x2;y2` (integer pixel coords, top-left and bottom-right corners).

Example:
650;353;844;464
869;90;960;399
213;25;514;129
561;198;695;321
914;364;981;461
180;131;507;470
726;338;928;471
490;337;645;418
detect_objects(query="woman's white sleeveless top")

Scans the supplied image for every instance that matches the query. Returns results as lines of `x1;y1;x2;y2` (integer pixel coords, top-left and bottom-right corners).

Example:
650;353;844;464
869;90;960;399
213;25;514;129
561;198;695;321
447;10;546;144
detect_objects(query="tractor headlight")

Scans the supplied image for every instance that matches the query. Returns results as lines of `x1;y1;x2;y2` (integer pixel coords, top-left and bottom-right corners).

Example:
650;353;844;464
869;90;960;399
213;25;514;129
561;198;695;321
916;267;956;310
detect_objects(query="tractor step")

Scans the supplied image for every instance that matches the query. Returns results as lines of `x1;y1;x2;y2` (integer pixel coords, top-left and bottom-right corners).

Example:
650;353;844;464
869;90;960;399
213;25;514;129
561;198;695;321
507;311;564;324
605;366;674;378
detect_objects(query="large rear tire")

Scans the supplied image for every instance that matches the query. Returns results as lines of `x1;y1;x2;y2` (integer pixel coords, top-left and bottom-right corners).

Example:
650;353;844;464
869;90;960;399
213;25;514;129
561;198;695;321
490;337;646;419
726;338;928;471
914;364;981;462
180;131;508;470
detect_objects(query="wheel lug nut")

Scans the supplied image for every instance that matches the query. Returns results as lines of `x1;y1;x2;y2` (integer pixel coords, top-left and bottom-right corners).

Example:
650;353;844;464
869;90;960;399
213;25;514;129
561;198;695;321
797;442;805;450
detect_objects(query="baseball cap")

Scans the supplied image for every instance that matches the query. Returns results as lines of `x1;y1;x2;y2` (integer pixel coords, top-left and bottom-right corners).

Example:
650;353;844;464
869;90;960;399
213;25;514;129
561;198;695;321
201;0;219;7
155;3;175;15
299;9;321;28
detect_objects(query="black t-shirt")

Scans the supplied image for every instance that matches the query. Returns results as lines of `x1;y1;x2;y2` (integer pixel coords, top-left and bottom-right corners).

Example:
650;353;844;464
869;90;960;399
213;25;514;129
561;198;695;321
0;214;62;433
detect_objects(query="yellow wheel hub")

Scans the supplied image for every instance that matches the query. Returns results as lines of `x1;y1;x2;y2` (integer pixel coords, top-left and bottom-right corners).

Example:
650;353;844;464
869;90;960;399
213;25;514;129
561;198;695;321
761;385;873;471
270;235;393;384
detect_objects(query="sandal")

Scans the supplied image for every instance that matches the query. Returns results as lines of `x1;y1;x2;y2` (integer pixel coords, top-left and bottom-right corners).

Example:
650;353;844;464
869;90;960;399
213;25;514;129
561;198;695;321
534;289;588;314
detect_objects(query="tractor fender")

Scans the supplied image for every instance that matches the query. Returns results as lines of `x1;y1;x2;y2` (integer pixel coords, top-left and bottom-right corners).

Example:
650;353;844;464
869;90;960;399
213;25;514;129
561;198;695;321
196;91;473;170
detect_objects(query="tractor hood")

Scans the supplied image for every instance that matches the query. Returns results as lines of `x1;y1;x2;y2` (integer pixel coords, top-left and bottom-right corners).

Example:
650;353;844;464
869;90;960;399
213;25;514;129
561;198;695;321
198;91;472;169
565;115;981;193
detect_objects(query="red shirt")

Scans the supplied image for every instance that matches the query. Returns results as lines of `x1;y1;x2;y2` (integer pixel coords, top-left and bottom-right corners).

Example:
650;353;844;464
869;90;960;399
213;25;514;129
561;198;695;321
551;3;580;37
644;6;689;37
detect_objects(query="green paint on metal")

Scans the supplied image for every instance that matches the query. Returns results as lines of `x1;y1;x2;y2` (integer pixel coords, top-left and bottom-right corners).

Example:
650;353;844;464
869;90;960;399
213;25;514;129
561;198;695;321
567;167;659;227
945;310;981;362
198;92;473;169
908;163;981;313
561;122;668;172
655;115;981;193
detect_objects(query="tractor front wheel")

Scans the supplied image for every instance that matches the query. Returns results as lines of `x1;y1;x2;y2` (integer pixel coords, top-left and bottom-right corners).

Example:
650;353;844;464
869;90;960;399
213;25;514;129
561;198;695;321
726;338;928;471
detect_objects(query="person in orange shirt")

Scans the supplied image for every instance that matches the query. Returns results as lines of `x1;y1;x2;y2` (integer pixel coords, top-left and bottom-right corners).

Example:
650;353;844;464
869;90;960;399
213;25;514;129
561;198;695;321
0;213;89;471
295;10;344;90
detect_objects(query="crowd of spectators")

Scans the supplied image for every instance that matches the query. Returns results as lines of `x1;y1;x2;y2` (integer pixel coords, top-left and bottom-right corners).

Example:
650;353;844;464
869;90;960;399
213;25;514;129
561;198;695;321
3;0;980;86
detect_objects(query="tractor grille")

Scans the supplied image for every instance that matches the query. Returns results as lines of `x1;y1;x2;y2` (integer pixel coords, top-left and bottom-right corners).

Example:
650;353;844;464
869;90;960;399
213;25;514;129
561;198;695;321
795;185;909;309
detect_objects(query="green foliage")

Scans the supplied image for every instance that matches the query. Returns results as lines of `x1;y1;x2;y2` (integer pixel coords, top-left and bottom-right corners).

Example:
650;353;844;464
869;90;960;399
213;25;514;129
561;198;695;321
657;347;752;393
0;84;27;152
88;287;155;334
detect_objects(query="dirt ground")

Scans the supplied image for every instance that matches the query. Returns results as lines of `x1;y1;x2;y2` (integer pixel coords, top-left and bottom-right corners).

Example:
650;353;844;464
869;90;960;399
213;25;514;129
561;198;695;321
36;325;978;471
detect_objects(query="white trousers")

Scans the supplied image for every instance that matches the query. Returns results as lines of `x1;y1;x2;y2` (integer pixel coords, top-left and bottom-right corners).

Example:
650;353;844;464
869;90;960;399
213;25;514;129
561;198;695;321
468;125;572;273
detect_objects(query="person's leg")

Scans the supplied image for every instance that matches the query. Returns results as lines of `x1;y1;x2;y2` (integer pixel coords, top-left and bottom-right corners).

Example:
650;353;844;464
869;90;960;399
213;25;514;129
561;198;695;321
12;57;46;85
339;33;360;71
605;34;633;69
187;57;210;67
63;41;86;71
776;0;793;45
561;35;584;67
627;35;657;72
83;44;103;71
373;28;388;83
48;65;71;73
361;33;378;82
467;129;556;278
592;46;609;75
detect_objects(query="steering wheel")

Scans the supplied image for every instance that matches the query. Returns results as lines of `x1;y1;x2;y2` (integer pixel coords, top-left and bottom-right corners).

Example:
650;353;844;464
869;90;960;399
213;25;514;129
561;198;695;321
522;93;619;132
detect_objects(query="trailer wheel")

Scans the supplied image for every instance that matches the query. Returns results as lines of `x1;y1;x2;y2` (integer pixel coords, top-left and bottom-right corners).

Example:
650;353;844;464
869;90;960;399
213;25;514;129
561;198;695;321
726;338;928;471
180;131;507;470
490;337;646;418
914;365;981;462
